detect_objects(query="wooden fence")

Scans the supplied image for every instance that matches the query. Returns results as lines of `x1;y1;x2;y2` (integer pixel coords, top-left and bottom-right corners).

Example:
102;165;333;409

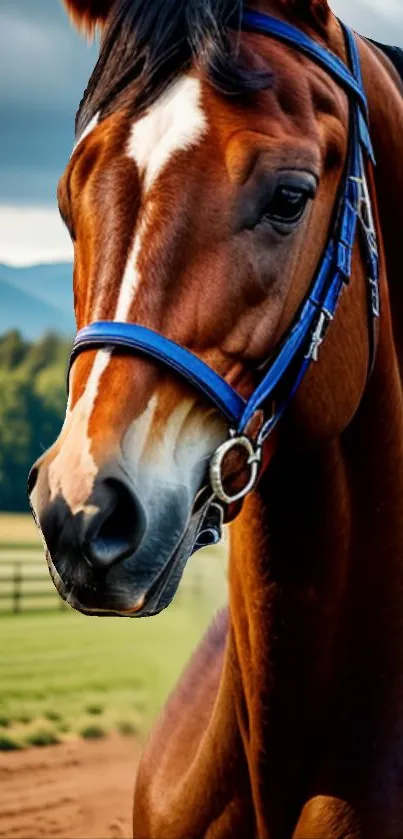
0;551;66;614
0;562;66;613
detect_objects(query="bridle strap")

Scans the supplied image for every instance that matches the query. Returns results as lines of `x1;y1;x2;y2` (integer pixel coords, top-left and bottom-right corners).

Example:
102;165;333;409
242;12;369;123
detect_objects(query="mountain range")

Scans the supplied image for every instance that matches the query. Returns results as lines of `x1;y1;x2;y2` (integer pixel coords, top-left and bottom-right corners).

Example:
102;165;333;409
0;262;75;339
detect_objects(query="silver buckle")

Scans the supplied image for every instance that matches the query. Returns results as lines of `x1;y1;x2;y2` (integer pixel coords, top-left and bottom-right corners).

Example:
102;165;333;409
306;309;333;363
351;172;377;244
209;434;262;505
351;166;380;319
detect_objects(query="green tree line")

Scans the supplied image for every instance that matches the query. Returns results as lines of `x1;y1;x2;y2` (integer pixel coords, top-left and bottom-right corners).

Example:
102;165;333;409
0;331;70;511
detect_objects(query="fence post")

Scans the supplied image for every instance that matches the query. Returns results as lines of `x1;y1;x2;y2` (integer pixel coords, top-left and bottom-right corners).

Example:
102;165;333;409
13;563;22;614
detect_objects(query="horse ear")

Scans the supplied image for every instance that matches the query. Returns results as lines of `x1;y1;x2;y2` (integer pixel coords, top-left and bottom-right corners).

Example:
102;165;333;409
62;0;114;34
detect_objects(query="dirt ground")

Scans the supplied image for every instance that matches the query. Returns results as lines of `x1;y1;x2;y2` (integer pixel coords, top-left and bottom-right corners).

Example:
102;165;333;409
0;734;140;839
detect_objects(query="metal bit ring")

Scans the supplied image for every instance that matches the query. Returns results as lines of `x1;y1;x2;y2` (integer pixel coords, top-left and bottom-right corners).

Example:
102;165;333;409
209;435;262;505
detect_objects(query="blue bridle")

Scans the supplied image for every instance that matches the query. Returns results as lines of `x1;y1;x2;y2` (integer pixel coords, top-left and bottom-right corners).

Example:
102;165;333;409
70;12;380;507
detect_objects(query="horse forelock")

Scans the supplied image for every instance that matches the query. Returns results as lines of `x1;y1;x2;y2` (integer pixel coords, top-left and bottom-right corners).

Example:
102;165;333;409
75;0;274;140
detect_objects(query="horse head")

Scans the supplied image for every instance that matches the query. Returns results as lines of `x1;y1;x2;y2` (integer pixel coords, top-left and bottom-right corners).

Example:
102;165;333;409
29;0;372;617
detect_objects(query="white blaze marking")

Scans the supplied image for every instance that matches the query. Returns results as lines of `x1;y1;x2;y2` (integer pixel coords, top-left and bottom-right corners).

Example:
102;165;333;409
113;211;150;322
48;350;111;514
113;76;207;324
128;76;207;192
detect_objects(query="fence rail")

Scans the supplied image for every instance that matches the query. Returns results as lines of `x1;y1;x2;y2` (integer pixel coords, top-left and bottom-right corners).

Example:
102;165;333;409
0;555;65;614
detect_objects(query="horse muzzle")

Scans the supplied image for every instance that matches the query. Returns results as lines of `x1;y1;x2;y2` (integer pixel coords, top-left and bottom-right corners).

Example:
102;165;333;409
29;464;223;617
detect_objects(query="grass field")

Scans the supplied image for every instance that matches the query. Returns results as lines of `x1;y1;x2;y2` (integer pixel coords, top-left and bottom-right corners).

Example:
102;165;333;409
0;514;228;750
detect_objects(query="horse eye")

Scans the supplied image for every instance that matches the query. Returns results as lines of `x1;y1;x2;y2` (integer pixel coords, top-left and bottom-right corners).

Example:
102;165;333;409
263;185;311;227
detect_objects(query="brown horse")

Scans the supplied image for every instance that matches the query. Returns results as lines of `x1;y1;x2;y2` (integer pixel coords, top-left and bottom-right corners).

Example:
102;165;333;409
29;0;403;835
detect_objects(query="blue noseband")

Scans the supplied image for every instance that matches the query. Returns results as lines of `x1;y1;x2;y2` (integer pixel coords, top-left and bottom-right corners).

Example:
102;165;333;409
70;13;380;507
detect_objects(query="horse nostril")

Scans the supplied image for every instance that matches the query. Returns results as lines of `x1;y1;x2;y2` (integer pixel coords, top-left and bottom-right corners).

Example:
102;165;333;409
82;478;146;571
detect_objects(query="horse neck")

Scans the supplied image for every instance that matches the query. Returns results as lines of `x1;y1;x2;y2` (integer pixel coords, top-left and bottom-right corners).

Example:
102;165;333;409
226;301;403;834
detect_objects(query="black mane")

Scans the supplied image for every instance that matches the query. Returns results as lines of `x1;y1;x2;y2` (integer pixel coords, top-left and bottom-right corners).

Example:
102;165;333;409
76;0;272;136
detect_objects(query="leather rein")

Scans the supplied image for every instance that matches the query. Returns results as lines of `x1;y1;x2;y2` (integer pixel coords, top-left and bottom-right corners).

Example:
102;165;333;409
69;11;380;518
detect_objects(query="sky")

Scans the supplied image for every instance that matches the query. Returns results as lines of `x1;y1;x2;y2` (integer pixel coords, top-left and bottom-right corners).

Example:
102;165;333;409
1;0;402;266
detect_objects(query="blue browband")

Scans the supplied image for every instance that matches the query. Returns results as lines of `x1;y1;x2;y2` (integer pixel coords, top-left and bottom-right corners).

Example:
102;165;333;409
70;12;380;506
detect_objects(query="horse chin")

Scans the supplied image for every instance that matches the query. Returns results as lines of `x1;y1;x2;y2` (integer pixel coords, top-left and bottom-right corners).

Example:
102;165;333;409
46;499;223;618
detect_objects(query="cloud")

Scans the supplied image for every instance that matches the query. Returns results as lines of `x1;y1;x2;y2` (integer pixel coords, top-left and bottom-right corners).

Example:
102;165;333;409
331;0;403;41
0;5;96;113
0;0;97;207
0;206;73;266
